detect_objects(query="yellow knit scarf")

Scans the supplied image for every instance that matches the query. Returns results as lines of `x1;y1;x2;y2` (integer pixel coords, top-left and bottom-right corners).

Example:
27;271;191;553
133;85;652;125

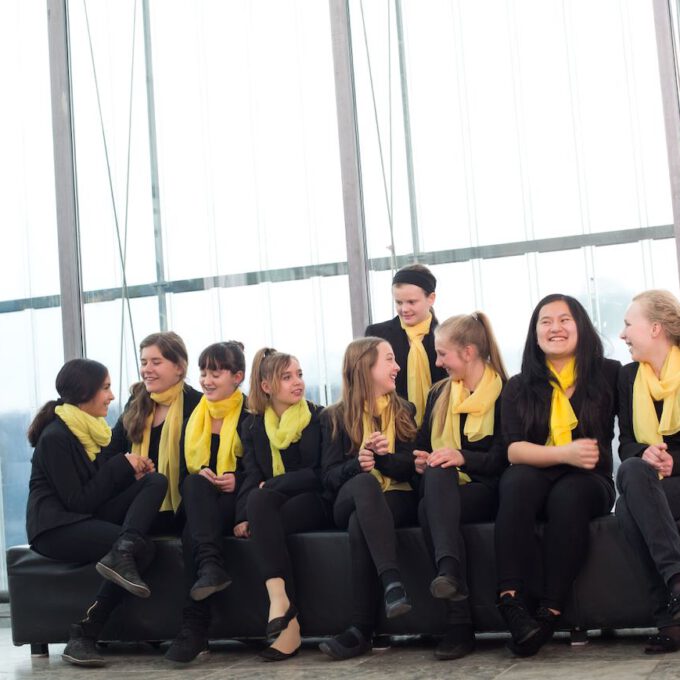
132;380;184;512
264;399;312;477
633;346;680;444
55;403;112;461
546;358;578;446
184;390;244;476
400;314;433;426
431;364;502;484
362;395;411;493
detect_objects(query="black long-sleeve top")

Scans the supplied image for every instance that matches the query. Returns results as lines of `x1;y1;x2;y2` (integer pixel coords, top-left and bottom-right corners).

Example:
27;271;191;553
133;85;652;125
235;401;324;523
320;403;417;501
365;315;447;401
501;358;621;482
414;380;507;490
618;361;680;476
26;417;136;543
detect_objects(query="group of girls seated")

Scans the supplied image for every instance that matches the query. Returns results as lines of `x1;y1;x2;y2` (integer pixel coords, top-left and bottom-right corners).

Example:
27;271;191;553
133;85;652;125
24;263;680;667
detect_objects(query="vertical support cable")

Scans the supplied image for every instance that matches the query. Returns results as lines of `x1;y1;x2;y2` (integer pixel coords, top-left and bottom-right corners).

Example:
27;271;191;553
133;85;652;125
394;0;420;258
652;0;680;283
142;0;168;330
329;0;372;335
46;0;85;360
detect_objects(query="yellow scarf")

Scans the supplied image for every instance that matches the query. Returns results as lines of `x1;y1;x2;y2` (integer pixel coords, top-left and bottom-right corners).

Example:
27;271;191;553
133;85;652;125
184;390;244;476
55;403;112;462
132;380;184;512
431;364;502;484
546;358;578;446
633;346;680;444
400;314;433;426
362;395;411;493
264;399;312;477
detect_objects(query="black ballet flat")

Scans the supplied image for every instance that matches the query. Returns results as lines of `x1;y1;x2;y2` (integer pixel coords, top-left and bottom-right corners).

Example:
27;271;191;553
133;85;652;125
383;581;412;619
266;604;298;640
259;644;301;662
430;574;468;602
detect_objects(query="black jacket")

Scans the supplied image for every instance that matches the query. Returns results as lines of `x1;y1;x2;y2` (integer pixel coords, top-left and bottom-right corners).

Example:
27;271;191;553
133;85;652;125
414;380;507;490
235;401;324;523
618;361;680;475
320;403;417;501
365;316;447;400
501;358;621;482
26;417;135;543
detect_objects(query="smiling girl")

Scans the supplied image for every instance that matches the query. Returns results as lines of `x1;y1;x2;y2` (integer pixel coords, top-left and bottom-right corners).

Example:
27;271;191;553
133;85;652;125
413;312;508;659
494;294;620;656
319;337;418;660
366;264;447;425
165;341;249;663
27;359;167;666
232;348;329;661
103;332;202;533
616;290;680;654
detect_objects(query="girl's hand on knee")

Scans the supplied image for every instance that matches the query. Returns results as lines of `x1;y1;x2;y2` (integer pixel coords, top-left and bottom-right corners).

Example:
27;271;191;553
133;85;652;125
214;473;236;493
413;449;430;474
563;439;599;469
429;448;464;468
233;521;250;538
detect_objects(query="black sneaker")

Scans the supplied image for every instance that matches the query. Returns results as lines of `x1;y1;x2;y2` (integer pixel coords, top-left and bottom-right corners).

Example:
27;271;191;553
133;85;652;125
96;535;150;599
497;593;541;645
319;626;372;660
164;626;209;663
190;562;232;601
435;624;475;660
62;624;105;667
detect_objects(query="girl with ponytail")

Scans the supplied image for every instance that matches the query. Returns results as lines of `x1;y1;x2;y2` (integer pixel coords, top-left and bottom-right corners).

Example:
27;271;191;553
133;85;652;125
165;341;249;663
26;359;167;667
232;348;329;662
319;337;418;661
413;312;508;660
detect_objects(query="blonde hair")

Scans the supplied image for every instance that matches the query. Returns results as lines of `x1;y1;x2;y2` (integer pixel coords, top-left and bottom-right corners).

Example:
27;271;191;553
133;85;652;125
326;337;417;453
123;331;189;443
633;290;680;346
248;348;297;415
431;312;507;438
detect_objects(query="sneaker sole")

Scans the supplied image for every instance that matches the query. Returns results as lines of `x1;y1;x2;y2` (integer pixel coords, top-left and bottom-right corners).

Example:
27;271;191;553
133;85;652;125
190;580;231;602
385;601;412;619
95;562;151;598
62;653;106;667
430;576;469;602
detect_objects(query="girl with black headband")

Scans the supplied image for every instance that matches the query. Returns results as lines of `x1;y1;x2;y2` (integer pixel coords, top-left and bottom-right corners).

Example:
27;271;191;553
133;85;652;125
365;264;447;426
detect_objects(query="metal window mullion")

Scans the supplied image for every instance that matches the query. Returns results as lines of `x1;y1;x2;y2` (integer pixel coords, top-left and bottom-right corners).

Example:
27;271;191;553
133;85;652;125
46;0;84;360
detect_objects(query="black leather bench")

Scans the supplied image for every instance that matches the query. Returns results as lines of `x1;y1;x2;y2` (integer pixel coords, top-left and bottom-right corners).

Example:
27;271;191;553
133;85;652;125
7;515;654;655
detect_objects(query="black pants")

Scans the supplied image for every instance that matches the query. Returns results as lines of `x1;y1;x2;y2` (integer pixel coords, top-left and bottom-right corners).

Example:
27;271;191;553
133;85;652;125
333;473;417;629
495;464;614;610
616;456;680;628
418;465;496;625
32;473;167;610
247;487;329;603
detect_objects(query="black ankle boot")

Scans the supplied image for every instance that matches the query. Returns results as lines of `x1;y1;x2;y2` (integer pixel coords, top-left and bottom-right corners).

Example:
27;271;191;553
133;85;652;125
190;561;232;601
61;601;109;667
96;532;150;598
165;624;209;663
497;593;541;646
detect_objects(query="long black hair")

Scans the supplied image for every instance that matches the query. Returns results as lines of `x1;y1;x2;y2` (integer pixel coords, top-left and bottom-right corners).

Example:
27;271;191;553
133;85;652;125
27;358;109;446
516;293;611;443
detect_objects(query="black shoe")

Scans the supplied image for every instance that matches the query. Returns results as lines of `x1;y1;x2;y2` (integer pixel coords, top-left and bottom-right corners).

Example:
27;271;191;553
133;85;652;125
668;593;680;621
384;581;412;619
190;562;232;601
164;626;209;663
319;626;372;660
266;603;298;640
96;534;150;598
61;624;106;667
430;574;469;602
497;593;541;645
259;644;301;662
434;625;476;660
506;606;557;657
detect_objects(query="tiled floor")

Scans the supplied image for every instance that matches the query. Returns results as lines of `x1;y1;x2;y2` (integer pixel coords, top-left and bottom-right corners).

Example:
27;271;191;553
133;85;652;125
3;616;680;680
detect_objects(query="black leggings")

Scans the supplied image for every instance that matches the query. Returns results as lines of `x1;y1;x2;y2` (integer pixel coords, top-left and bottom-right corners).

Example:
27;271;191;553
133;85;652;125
32;473;167;610
247;487;329;603
495;464;613;611
333;473;417;629
418;465;496;624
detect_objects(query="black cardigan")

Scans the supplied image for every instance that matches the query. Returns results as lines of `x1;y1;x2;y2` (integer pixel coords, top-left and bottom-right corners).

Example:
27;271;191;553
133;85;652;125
235;401;324;523
618;361;680;475
365;316;447;401
320;403;417;501
501;358;621;482
414;380;507;490
26;417;136;543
